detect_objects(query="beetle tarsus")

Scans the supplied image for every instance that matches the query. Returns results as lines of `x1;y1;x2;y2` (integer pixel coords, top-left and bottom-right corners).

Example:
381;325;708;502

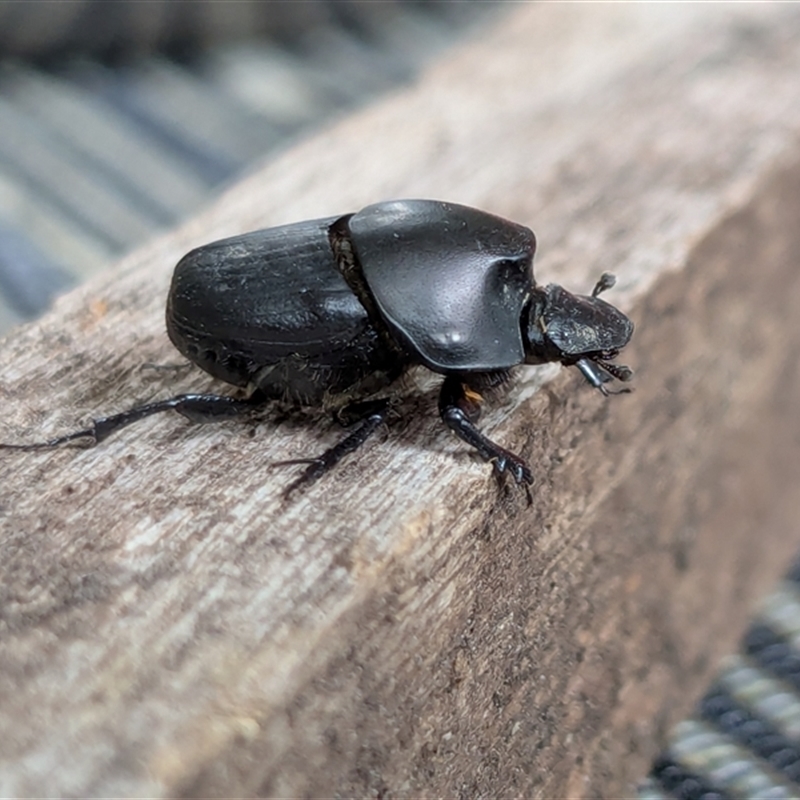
492;465;534;506
0;429;96;450
278;400;390;496
0;392;265;450
439;376;533;488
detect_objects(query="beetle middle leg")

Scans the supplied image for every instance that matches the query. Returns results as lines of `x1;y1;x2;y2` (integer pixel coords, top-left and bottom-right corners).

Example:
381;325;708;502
0;391;267;450
438;375;533;490
276;398;390;496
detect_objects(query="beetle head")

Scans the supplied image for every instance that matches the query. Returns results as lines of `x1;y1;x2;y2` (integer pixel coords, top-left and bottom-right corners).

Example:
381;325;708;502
524;273;634;395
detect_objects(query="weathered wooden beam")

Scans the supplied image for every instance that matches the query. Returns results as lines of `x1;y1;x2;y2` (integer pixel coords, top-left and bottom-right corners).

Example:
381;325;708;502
2;5;800;797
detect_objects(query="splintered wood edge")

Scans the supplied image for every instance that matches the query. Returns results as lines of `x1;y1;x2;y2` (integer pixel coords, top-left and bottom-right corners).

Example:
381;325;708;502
2;4;800;798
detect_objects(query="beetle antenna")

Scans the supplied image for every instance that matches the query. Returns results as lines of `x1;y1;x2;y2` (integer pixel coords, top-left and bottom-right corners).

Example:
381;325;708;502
591;272;616;298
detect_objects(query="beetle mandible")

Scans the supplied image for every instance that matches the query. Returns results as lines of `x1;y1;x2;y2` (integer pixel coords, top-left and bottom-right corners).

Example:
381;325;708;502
1;200;634;496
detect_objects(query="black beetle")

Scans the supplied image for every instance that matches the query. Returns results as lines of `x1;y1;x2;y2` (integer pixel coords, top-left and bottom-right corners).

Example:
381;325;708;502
2;200;633;495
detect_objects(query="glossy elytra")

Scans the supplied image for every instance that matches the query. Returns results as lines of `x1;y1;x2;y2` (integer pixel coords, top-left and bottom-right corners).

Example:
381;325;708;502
1;200;634;496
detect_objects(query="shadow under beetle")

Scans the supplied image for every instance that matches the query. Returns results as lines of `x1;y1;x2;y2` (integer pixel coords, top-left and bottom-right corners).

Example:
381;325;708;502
1;200;634;496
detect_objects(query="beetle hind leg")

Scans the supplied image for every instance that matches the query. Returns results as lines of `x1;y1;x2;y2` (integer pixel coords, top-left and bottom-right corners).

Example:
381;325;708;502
438;375;533;492
276;399;390;497
0;391;267;450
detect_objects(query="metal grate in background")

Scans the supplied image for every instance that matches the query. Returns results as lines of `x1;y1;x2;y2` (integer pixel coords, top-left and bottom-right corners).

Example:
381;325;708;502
640;557;800;800
0;1;498;335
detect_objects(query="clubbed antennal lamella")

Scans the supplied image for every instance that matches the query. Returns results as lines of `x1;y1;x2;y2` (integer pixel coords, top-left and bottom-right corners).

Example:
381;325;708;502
591;272;616;298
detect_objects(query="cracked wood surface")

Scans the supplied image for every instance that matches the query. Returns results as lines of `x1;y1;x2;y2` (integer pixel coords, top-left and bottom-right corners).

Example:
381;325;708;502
2;5;800;797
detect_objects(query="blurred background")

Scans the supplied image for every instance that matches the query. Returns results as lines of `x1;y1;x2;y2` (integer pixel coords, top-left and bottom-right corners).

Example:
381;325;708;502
0;0;500;335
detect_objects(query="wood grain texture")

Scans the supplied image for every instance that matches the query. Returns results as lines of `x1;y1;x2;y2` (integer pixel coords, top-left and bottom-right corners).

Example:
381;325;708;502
2;5;800;797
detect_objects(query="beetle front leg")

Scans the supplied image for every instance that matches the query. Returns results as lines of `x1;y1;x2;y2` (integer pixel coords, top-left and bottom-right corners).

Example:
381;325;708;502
0;391;267;450
438;376;532;487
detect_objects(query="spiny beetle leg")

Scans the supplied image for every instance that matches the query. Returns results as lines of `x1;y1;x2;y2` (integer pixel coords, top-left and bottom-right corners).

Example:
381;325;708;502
438;375;533;488
277;399;390;497
0;391;266;450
